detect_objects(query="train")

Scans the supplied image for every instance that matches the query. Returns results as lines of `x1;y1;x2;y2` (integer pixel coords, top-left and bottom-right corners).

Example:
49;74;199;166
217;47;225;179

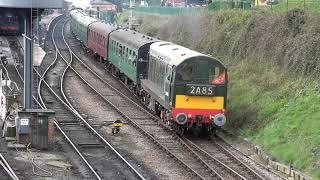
69;9;228;135
0;12;19;35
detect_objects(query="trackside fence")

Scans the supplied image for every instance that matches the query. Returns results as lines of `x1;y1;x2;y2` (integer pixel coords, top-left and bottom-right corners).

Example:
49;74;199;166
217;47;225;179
133;0;320;15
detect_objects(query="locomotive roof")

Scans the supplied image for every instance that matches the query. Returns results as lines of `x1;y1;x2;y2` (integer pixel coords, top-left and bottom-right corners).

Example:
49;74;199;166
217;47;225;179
70;9;81;17
149;42;207;66
70;9;97;27
89;21;117;36
110;29;158;50
149;42;225;67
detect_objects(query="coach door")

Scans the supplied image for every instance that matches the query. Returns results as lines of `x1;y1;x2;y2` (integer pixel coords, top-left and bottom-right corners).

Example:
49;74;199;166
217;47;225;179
164;65;173;108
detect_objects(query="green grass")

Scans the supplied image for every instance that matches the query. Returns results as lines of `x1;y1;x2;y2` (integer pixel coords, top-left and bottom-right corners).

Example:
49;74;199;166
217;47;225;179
227;58;320;179
253;88;320;178
137;10;320;179
116;11;129;27
268;1;320;12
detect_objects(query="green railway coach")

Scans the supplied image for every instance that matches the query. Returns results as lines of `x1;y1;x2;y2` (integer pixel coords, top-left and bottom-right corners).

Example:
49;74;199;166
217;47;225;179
108;29;158;83
70;9;97;46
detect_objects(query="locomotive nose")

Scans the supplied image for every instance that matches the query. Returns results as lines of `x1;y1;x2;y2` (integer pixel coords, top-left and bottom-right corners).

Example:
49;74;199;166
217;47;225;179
213;114;226;127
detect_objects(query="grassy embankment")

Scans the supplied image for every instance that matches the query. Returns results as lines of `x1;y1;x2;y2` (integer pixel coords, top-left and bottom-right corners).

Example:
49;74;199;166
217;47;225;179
271;0;320;12
133;9;320;179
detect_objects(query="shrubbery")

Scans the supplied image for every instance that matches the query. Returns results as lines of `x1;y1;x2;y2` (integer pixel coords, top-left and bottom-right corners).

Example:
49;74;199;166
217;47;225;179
136;9;320;178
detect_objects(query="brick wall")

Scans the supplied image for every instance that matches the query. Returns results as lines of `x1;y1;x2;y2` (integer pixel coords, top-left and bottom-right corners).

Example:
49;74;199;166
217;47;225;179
48;115;55;147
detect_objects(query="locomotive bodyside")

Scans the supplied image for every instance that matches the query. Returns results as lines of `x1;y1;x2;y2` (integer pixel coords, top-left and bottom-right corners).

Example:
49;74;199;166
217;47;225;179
68;9;228;135
0;12;19;35
142;42;228;134
88;22;117;61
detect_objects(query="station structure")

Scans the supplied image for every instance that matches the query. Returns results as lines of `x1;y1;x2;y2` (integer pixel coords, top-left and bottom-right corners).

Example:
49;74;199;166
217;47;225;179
0;0;63;109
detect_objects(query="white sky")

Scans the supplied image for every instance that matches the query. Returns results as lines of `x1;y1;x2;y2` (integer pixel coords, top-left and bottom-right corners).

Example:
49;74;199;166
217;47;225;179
65;0;91;8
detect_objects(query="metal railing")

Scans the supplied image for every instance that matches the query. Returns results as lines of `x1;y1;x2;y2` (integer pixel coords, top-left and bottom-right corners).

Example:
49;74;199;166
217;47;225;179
132;0;320;15
267;0;320;12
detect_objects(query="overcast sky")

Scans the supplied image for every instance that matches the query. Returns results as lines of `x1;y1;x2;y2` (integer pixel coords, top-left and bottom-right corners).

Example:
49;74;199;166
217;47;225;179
66;0;91;8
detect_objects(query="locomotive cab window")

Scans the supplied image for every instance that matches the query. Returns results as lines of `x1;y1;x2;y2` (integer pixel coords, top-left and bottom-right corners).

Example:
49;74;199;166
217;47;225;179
209;66;226;85
176;63;194;82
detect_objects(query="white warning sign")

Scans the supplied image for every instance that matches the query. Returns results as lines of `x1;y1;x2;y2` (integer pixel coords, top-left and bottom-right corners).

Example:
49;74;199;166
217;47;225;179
20;119;29;126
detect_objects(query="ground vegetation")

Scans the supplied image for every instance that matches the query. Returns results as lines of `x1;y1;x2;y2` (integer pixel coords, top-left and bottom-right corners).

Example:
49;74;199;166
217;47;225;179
135;9;320;178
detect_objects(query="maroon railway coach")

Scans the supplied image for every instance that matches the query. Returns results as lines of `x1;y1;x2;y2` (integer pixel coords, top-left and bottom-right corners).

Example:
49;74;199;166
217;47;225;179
88;21;117;61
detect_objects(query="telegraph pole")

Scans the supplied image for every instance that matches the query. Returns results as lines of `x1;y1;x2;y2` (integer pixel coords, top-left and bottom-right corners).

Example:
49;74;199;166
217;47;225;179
128;0;135;29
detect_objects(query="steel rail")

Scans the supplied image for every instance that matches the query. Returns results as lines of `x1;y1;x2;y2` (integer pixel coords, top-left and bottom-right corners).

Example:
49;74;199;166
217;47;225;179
53;19;146;180
62;21;225;180
182;137;251;180
2;37;19;92
40;17;146;180
214;140;266;180
11;16;102;180
10;38;44;109
64;19;270;180
60;57;207;179
0;153;19;180
0;159;16;180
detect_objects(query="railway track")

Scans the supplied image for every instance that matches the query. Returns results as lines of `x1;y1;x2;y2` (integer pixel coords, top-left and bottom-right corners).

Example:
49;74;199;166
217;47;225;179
61;21;217;179
60;19;274;180
183;137;268;180
9;16;146;180
0;153;19;180
4;14;280;180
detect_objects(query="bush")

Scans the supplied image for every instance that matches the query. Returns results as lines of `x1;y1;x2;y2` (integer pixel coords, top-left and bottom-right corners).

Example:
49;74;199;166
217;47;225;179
137;9;320;178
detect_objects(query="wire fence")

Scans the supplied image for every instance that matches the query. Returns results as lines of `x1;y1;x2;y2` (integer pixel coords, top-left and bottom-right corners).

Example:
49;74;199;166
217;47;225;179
267;0;320;12
133;0;320;15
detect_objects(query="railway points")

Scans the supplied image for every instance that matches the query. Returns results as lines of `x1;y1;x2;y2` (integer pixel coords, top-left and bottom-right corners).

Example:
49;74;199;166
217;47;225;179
0;1;310;180
61;14;284;180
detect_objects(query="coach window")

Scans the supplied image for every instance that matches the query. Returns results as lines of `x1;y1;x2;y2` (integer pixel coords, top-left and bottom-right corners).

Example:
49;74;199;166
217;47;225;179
122;46;125;60
128;49;132;61
132;51;137;67
119;44;122;57
116;42;119;53
125;48;128;59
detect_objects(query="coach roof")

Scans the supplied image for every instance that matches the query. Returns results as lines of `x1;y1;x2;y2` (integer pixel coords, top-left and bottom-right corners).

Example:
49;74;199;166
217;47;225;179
110;29;158;49
70;9;97;27
89;21;117;36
